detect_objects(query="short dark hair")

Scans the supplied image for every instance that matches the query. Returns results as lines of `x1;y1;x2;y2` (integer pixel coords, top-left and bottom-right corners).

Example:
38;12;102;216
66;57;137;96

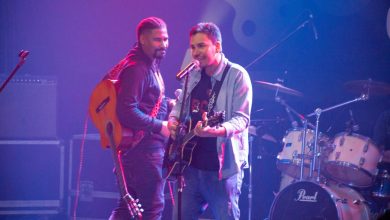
189;22;222;44
136;17;167;41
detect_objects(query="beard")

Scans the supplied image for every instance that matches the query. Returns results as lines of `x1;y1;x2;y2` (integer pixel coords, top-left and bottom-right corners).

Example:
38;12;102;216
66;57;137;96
153;49;167;59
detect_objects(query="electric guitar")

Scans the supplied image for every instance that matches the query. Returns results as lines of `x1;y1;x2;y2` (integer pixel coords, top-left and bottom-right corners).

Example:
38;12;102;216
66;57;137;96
163;111;225;180
89;79;143;218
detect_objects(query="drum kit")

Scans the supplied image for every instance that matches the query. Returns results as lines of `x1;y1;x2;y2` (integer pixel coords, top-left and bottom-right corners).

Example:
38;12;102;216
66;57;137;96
252;79;390;220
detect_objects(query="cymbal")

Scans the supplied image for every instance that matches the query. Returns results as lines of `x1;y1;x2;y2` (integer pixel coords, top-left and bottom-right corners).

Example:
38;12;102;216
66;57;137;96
255;81;303;97
344;79;390;95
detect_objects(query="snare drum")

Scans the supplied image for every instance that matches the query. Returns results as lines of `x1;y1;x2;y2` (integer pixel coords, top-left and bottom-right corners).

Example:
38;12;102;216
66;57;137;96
277;128;330;179
325;132;381;188
269;181;371;220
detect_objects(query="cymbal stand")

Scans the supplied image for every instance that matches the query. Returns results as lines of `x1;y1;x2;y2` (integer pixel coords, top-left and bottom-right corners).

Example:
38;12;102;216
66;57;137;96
275;95;315;181
247;134;254;220
307;93;369;182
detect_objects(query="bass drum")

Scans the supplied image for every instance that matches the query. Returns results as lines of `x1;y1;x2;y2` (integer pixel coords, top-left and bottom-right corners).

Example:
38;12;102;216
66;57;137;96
269;181;371;220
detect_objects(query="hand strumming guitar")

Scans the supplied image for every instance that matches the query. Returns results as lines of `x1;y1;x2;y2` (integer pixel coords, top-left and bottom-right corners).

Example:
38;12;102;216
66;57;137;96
160;121;170;138
167;117;179;140
194;112;226;137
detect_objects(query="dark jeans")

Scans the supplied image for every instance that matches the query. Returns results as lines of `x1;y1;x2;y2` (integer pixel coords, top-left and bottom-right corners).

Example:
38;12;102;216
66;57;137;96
109;146;165;220
173;166;243;220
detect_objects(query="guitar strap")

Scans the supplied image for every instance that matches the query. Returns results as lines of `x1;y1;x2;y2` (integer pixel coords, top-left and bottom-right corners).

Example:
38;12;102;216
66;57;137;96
150;69;164;118
207;63;231;115
107;57;163;118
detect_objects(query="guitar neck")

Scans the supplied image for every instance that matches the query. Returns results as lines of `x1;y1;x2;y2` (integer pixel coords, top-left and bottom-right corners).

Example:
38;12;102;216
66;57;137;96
110;147;127;196
107;123;142;218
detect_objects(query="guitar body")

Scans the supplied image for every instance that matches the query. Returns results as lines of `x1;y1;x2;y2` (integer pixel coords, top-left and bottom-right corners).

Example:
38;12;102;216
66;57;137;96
89;79;143;218
163;111;225;180
89;80;121;148
164;137;197;181
89;80;144;149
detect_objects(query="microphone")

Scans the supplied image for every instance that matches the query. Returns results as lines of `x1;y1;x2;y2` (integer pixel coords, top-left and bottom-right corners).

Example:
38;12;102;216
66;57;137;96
308;13;319;40
176;60;199;80
18;50;30;59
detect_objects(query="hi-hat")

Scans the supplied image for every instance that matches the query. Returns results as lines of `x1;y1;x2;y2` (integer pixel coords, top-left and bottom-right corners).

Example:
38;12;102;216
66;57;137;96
344;79;390;95
255;81;303;97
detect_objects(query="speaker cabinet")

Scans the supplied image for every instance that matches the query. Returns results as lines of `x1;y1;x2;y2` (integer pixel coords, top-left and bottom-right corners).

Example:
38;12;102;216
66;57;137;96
0;140;64;215
0;75;57;139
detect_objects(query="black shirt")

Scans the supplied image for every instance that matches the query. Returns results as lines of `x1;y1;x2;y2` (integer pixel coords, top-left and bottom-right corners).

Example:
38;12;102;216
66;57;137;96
189;69;219;171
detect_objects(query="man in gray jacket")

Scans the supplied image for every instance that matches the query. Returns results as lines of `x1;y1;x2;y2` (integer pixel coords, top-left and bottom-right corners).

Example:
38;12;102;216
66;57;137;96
168;22;252;220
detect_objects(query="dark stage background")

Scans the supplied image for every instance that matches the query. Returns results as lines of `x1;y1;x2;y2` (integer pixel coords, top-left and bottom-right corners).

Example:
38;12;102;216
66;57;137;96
1;0;390;219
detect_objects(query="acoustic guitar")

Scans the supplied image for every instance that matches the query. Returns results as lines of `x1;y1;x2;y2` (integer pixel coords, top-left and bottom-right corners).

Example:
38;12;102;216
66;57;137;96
89;79;143;218
163;111;225;180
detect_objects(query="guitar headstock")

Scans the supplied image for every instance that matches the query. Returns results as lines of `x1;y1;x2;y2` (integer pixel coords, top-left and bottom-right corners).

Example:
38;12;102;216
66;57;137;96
205;111;225;127
123;193;143;218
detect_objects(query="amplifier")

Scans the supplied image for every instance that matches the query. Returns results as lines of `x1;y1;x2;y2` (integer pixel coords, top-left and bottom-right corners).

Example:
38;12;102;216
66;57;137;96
0;75;57;139
0;139;64;215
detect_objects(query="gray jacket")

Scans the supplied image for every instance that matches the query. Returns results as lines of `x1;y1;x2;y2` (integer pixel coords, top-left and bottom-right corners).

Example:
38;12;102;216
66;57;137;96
169;54;253;179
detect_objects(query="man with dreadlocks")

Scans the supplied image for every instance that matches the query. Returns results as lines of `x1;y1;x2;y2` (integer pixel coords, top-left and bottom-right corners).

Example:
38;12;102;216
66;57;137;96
107;16;170;220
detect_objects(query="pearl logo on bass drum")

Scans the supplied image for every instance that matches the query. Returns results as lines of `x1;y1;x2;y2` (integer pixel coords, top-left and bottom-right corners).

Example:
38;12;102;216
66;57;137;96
294;189;318;202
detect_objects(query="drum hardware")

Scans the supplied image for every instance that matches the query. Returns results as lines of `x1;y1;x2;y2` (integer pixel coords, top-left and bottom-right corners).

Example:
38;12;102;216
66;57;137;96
274;94;317;181
346;109;360;133
335;198;348;204
247;121;281;220
372;169;390;198
352;199;363;205
247;133;254;220
306;92;369;183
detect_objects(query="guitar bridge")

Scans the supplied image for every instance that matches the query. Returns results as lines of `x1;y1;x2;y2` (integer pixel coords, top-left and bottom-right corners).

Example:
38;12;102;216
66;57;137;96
96;96;110;113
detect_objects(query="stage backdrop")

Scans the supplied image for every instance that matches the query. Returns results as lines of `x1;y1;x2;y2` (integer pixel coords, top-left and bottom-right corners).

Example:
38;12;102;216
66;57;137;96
1;0;390;219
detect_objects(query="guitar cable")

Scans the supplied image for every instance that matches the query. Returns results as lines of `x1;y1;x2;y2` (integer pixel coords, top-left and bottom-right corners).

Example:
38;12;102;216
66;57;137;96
72;112;90;220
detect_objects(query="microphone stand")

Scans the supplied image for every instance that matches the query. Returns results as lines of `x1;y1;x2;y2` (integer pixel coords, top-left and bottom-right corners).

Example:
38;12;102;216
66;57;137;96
0;50;29;93
175;74;191;220
245;17;312;69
